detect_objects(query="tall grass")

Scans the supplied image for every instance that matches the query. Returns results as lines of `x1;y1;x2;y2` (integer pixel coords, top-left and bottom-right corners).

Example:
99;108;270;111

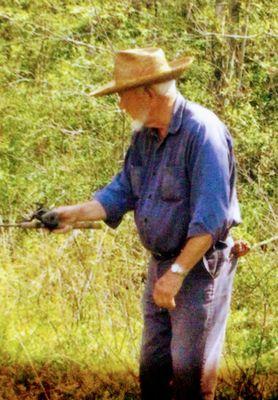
0;0;277;398
0;218;277;398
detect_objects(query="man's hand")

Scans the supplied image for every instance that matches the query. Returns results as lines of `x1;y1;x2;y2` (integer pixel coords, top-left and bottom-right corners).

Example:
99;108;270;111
41;201;107;234
42;206;77;233
153;234;213;310
230;239;250;258
153;269;187;310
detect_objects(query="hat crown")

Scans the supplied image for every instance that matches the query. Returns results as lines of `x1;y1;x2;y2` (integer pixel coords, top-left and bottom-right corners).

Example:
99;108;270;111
89;47;193;97
114;48;171;85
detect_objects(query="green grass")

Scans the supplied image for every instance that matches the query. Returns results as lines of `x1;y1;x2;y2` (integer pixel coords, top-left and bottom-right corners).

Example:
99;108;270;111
0;0;277;398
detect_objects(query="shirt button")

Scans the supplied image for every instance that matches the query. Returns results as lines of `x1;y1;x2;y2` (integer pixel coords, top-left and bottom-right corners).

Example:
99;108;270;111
148;194;152;199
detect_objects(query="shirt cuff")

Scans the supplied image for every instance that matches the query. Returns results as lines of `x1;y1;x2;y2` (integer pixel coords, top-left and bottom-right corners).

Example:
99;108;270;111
93;192;123;229
187;222;220;246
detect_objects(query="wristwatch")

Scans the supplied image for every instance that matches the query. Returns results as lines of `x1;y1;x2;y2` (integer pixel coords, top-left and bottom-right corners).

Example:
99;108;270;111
170;262;188;277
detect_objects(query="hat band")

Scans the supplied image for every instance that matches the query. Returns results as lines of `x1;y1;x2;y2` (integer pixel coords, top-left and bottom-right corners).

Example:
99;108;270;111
115;64;171;86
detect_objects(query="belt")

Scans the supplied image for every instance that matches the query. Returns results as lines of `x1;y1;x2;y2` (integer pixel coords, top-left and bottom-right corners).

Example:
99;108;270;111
152;249;181;261
152;238;231;262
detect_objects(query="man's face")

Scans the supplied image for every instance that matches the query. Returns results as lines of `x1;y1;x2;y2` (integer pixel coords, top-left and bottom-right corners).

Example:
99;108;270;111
118;87;150;130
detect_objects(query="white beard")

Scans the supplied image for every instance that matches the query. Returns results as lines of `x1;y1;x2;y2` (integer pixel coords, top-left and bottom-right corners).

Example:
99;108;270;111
131;119;145;132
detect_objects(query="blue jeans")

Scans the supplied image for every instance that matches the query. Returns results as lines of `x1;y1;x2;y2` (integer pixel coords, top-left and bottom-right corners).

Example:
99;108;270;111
139;238;237;400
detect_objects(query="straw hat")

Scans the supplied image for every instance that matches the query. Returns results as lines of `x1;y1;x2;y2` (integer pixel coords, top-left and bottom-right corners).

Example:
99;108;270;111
89;47;193;97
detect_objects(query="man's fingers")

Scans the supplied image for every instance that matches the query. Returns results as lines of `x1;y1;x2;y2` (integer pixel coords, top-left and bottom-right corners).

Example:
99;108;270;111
153;275;180;310
47;225;73;234
153;291;165;308
153;291;176;310
231;240;250;258
170;298;176;309
164;297;176;310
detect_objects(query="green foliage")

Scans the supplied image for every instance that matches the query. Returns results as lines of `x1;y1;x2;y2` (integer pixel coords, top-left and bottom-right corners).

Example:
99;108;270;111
0;0;277;398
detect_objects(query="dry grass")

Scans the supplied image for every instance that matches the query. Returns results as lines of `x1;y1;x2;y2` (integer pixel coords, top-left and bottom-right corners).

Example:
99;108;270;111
0;364;140;400
0;363;276;399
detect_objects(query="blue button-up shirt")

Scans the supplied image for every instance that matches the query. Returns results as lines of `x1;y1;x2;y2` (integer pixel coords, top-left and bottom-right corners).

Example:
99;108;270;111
94;93;241;255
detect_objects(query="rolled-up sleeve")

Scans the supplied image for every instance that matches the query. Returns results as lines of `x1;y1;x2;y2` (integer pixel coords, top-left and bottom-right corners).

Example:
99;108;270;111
93;147;136;229
187;122;232;244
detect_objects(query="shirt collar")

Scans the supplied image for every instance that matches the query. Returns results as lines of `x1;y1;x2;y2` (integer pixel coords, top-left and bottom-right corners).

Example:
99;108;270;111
144;92;186;139
167;92;186;135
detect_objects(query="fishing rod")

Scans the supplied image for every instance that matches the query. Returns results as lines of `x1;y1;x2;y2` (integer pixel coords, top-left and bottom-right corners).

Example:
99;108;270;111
0;220;101;230
0;206;101;231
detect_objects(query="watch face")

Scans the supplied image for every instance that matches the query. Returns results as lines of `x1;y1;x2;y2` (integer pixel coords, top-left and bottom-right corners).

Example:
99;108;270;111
171;263;182;274
172;264;179;273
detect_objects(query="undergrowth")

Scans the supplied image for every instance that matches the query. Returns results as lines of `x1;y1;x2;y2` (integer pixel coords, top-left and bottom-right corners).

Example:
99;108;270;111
0;0;277;398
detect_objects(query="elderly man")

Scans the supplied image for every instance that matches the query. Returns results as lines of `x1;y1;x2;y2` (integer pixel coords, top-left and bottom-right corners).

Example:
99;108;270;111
45;48;244;399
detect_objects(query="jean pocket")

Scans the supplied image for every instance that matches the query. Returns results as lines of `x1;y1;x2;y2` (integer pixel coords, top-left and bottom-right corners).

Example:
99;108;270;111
161;166;186;201
130;165;142;198
202;249;223;279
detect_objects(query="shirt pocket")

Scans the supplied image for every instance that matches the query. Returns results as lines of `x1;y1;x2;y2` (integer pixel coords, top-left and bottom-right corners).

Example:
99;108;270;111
160;166;186;201
130;165;143;198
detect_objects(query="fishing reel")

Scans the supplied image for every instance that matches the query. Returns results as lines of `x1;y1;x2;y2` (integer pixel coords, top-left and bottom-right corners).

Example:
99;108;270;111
29;205;60;230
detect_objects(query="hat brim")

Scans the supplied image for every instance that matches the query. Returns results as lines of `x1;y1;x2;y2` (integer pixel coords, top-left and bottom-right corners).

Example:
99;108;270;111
89;56;194;97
